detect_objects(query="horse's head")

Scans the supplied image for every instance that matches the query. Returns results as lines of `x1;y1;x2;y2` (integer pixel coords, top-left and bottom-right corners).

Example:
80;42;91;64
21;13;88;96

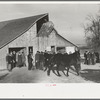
75;50;81;71
69;51;81;74
74;50;80;60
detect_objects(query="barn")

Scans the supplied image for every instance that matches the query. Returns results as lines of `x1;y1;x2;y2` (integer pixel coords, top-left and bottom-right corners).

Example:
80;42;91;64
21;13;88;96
0;13;78;70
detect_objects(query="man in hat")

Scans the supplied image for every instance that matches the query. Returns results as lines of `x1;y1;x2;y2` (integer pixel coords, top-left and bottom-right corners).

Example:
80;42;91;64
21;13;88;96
27;52;33;70
12;51;16;68
35;51;40;69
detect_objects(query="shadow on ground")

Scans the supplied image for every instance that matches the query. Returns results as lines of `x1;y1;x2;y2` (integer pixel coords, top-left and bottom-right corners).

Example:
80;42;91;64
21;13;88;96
80;69;100;83
51;65;78;76
0;73;9;80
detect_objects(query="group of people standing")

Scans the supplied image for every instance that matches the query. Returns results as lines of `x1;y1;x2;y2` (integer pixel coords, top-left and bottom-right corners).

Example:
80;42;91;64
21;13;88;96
6;50;42;71
6;51;27;71
35;51;46;70
35;50;57;71
6;51;17;71
84;51;99;65
6;49;80;72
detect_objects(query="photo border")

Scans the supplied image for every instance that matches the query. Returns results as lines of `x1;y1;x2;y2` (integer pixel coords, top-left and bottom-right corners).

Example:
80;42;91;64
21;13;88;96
0;1;99;100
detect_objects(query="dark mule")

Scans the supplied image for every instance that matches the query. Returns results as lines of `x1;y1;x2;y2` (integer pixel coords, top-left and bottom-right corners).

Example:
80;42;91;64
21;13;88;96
47;51;81;76
43;52;53;71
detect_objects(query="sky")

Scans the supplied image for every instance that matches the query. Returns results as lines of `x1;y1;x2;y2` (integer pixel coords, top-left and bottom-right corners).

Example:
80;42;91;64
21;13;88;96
0;3;99;46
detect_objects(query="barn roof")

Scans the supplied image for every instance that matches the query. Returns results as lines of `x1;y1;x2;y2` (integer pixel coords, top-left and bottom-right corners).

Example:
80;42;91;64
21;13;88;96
57;33;78;48
0;13;48;49
53;29;78;48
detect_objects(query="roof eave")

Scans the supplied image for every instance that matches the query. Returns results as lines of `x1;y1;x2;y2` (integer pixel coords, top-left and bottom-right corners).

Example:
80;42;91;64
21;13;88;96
0;13;48;49
54;28;78;48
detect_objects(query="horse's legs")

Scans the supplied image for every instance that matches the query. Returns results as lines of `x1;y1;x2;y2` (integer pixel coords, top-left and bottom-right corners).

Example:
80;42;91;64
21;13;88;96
44;61;48;71
47;68;51;76
44;66;47;71
67;66;70;76
62;70;66;76
56;64;61;76
47;64;52;76
74;64;79;76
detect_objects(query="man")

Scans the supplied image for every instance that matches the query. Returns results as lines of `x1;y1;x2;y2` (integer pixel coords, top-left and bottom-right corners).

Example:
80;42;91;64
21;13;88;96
35;51;40;69
39;51;44;70
44;50;49;71
6;52;13;71
84;51;87;64
91;52;96;65
87;51;91;65
95;52;99;63
12;51;16;68
17;52;23;67
27;52;33;70
22;52;26;67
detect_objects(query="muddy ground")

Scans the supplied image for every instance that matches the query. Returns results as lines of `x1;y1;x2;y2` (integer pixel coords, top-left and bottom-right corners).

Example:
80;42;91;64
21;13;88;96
0;63;100;83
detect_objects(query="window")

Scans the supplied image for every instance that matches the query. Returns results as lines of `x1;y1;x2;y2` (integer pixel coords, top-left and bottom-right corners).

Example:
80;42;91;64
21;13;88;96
28;46;33;53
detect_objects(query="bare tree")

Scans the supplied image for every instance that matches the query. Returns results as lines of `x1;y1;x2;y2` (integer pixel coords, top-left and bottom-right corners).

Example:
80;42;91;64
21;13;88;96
84;14;100;50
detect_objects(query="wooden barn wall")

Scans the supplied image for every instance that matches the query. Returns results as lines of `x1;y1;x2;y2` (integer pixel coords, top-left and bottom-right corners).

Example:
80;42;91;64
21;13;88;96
38;29;75;52
38;30;56;51
48;30;56;46
55;33;74;47
0;24;37;69
8;24;37;55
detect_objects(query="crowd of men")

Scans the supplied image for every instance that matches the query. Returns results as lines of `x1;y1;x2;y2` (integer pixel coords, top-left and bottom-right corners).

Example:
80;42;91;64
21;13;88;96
6;49;80;72
5;48;100;73
35;50;55;70
84;51;99;65
6;51;17;71
6;50;53;71
35;50;77;71
6;51;33;71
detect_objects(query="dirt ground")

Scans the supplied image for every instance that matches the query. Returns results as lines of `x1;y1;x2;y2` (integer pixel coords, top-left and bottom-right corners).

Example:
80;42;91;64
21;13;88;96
0;63;100;83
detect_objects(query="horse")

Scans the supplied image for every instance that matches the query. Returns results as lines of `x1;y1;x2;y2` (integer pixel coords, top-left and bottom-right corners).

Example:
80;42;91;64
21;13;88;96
46;51;81;77
43;52;54;71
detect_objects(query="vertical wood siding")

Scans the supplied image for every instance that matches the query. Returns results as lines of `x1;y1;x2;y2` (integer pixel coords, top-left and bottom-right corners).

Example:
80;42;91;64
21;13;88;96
0;24;37;69
56;33;75;47
38;30;56;51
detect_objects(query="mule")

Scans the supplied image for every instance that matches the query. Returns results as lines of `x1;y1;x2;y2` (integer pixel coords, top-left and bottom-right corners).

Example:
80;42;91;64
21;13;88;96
47;51;81;77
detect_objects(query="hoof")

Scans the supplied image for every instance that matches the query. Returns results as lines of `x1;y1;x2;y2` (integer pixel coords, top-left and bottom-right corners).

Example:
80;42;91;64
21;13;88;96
44;69;47;72
67;74;69;77
47;73;50;76
47;74;50;76
77;73;79;76
58;74;61;77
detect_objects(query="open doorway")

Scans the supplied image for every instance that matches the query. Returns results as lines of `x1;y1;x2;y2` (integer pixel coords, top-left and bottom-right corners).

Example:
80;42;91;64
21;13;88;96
51;46;55;53
9;47;26;53
8;47;26;67
56;47;65;53
28;46;33;53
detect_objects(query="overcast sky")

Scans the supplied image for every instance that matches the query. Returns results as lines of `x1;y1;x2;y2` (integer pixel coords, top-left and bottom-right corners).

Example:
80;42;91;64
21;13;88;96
0;3;99;45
